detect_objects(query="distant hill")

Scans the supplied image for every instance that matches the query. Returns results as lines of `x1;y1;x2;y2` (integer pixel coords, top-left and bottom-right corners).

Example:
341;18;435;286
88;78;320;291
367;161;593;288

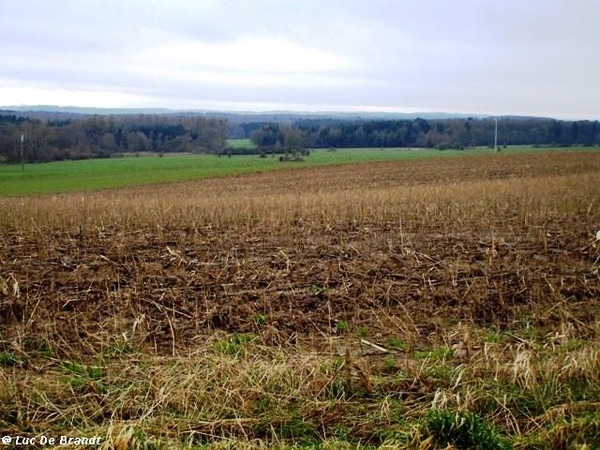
1;105;498;121
2;105;173;115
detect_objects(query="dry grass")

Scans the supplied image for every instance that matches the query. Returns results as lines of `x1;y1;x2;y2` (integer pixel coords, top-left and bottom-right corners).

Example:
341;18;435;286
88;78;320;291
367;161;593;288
1;150;599;448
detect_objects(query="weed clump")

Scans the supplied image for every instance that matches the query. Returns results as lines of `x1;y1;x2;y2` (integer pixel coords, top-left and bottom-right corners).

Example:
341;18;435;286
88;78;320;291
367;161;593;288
424;409;511;450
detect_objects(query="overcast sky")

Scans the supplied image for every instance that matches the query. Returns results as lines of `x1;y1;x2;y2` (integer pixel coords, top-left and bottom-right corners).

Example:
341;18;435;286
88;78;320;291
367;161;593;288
1;0;598;119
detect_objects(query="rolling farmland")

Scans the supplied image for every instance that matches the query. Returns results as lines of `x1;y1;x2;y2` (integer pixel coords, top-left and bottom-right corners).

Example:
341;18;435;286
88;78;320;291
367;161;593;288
1;150;599;448
0;145;585;196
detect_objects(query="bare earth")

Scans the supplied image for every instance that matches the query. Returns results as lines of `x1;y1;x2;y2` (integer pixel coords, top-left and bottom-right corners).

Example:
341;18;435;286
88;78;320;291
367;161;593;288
1;150;599;448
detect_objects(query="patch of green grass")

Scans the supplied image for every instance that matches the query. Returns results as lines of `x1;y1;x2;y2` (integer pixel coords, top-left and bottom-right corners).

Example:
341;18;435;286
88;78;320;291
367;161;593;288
335;320;348;334
0;351;21;366
385;337;406;351
425;364;455;384
383;356;397;373
102;335;139;358
213;333;257;356
60;360;106;392
131;428;160;450
414;346;452;361
424;409;511;450
0;153;282;196
274;415;319;443
356;326;370;338
484;330;508;344
62;360;102;379
309;284;325;295
1;146;590;196
226;138;257;149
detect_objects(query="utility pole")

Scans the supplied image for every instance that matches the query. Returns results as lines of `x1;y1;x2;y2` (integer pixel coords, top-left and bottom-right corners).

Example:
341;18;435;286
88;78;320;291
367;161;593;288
494;118;498;153
20;134;24;171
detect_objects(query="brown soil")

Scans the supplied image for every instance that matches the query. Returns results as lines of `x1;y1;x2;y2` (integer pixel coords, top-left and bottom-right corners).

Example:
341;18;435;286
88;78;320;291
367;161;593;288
1;151;599;356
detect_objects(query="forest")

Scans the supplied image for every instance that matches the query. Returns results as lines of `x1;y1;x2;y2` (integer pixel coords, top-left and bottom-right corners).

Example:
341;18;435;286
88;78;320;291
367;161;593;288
250;117;600;151
0;112;228;163
1;110;599;163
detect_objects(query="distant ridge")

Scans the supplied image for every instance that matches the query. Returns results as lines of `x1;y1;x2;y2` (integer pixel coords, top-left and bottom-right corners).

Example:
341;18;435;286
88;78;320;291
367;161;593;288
1;105;557;121
2;105;173;115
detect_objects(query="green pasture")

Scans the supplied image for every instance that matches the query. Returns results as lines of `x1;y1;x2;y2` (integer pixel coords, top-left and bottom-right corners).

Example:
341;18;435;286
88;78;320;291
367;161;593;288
0;146;594;196
226;138;257;149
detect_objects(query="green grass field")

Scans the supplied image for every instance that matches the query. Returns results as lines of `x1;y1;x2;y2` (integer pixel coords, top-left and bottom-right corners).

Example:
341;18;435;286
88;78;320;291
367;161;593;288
226;138;257;149
0;146;594;196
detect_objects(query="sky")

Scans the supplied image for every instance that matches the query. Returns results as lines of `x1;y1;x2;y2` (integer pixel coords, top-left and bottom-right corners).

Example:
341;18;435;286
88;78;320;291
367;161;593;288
0;0;599;119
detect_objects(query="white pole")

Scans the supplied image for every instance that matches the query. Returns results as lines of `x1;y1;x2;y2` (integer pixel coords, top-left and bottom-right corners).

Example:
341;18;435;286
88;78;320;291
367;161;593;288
20;134;24;171
494;118;498;153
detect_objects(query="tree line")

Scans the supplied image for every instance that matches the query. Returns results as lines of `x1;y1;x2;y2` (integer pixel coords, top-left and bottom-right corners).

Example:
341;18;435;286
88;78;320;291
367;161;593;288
249;117;600;150
2;111;600;164
0;113;227;163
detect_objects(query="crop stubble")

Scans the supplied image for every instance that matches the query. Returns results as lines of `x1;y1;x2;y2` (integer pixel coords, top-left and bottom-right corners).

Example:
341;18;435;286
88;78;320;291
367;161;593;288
1;151;598;356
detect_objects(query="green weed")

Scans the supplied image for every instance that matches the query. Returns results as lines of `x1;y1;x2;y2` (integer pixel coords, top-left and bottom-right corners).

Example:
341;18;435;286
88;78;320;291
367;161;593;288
335;320;348;334
424;409;511;450
0;351;21;367
386;337;406;351
414;346;452;361
213;333;257;356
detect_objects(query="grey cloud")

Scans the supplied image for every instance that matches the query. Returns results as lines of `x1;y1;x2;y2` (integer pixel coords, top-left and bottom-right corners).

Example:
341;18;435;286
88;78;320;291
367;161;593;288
1;0;599;119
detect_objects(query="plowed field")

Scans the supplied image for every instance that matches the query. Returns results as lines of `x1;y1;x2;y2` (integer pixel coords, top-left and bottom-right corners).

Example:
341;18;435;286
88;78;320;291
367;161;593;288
2;151;598;351
1;150;599;448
